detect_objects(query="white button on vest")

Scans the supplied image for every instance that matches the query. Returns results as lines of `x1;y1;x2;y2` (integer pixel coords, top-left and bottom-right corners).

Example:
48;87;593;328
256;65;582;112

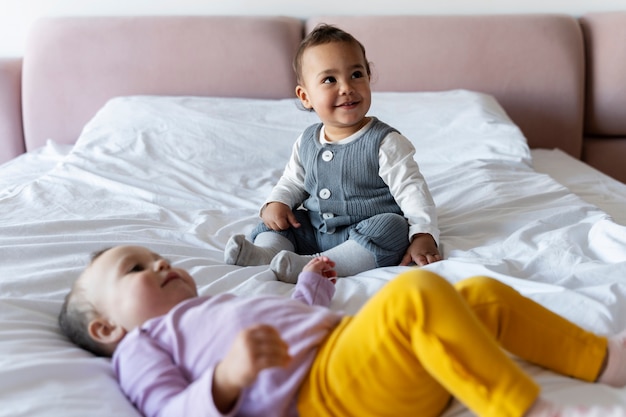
319;188;331;199
321;150;334;162
322;212;334;219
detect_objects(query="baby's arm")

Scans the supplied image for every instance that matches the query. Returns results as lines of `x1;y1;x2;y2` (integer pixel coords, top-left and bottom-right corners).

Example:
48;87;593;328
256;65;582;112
115;326;290;417
291;256;337;307
213;324;291;413
115;332;229;417
379;133;441;266
260;135;307;231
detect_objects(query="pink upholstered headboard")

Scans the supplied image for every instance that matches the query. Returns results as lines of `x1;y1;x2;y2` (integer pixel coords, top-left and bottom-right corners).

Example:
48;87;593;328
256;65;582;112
0;58;24;159
21;16;303;151
18;15;585;157
579;12;626;182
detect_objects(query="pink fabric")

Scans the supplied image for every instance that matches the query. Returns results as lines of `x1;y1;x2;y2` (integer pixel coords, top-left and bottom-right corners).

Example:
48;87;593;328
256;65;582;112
579;12;626;183
584;136;626;184
0;58;25;163
21;16;302;150
580;12;626;136
307;15;585;158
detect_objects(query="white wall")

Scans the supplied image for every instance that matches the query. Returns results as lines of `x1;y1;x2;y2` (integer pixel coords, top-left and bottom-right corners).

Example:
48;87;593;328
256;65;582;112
1;0;625;58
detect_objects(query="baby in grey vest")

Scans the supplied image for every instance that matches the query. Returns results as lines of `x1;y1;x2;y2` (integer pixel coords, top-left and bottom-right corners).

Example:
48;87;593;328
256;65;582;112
225;24;441;282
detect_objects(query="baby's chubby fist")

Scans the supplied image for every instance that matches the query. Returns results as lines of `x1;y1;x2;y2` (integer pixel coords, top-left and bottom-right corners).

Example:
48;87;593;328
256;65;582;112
303;256;337;283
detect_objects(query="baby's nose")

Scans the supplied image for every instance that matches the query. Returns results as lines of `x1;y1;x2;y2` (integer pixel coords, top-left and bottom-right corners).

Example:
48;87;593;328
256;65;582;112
154;259;170;271
340;81;354;93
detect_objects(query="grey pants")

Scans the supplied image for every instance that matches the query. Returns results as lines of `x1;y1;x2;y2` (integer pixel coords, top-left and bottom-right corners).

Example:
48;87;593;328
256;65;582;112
250;210;409;267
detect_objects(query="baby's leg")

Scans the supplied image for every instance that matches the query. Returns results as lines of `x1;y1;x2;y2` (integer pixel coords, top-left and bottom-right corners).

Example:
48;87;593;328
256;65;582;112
271;213;408;282
454;277;607;383
456;277;626;416
349;213;410;267
270;240;376;283
224;210;313;266
598;329;626;387
224;232;293;266
298;270;540;417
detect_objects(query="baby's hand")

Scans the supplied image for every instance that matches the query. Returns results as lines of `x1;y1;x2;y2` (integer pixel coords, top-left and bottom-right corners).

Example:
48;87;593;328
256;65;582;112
212;324;291;412
400;233;442;266
261;202;301;231
303;256;337;282
217;324;291;389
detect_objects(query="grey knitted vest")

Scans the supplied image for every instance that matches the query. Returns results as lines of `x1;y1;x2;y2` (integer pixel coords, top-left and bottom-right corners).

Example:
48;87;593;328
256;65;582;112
299;118;404;233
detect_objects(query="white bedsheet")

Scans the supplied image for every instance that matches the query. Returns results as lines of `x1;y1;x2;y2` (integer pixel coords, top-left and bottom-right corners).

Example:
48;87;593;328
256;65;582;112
532;148;626;226
0;140;73;193
1;91;626;416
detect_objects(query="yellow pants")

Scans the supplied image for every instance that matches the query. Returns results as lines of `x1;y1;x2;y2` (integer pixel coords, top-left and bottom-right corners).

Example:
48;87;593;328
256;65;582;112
297;270;607;417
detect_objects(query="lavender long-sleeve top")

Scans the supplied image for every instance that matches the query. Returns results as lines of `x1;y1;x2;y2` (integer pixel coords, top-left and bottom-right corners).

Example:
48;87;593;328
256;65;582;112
112;271;343;417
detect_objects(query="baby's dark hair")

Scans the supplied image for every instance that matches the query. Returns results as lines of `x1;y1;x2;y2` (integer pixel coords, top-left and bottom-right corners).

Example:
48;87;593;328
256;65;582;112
293;23;371;84
58;248;112;357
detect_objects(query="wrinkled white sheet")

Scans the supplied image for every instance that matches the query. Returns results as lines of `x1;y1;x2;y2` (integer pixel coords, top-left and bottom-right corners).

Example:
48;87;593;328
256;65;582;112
532;148;626;226
0;140;72;193
1;91;626;417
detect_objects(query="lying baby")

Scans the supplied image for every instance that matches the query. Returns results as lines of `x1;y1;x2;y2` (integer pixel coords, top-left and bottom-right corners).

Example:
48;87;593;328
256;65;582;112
59;245;626;417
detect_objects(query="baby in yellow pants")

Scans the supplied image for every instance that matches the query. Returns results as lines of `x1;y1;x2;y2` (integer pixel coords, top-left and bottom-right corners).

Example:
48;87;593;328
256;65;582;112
59;245;626;417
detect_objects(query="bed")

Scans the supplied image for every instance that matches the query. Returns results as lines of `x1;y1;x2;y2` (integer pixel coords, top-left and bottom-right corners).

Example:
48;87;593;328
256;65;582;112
1;13;626;417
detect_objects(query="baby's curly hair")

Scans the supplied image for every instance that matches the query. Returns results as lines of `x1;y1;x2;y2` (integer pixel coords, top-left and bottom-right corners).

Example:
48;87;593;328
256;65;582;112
58;248;112;357
293;23;371;85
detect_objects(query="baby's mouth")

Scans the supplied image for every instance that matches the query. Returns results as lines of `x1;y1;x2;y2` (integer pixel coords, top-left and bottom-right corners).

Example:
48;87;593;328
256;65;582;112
161;271;180;287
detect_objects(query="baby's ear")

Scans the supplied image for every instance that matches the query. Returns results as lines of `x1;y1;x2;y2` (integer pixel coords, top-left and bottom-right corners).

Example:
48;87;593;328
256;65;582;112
295;85;313;110
88;317;126;345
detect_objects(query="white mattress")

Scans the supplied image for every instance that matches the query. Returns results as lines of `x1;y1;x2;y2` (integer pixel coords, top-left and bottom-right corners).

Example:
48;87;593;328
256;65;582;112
1;91;626;417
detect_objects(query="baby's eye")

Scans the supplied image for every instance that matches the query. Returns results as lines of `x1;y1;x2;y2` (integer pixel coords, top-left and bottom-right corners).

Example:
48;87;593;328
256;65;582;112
129;264;145;272
322;76;336;84
352;71;364;79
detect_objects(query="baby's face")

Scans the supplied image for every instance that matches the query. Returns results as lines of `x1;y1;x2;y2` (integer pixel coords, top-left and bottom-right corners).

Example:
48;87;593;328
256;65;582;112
296;40;371;141
82;245;198;332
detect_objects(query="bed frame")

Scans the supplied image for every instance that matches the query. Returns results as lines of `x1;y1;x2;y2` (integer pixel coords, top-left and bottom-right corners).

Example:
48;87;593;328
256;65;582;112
0;13;625;182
